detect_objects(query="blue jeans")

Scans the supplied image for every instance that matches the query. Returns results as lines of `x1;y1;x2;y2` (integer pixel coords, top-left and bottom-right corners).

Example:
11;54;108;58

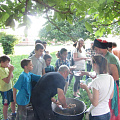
89;112;110;120
74;75;83;92
86;63;92;79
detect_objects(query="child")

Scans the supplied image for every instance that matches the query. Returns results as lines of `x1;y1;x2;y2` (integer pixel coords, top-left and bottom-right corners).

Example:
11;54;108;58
29;39;43;58
55;48;70;94
42;41;49;54
0;55;16;120
13;59;41;120
80;55;114;120
29;43;46;76
43;54;55;73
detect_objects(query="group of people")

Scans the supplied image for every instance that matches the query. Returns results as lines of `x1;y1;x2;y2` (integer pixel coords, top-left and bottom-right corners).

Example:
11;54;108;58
0;38;120;120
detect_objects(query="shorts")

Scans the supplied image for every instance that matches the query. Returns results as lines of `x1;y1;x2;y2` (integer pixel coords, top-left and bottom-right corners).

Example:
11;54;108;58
0;89;14;105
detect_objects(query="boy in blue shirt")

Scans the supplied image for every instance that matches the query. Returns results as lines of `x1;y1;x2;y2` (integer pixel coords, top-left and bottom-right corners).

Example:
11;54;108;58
13;59;41;120
43;54;55;73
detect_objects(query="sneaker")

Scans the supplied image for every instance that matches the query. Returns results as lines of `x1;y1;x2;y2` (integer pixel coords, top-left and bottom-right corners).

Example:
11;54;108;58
12;113;16;117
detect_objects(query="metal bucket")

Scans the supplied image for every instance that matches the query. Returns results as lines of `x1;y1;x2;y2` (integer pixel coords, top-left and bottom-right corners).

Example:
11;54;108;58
52;98;86;120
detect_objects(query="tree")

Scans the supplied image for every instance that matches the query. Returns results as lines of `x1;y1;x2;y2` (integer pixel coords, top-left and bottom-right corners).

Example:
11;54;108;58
0;0;120;37
0;34;19;55
39;16;95;42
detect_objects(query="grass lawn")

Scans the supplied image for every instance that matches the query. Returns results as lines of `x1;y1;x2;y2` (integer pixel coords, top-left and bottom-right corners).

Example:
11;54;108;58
0;52;90;120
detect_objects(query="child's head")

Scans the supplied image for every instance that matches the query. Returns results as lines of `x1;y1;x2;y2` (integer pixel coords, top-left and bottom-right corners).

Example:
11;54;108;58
35;43;44;57
42;41;47;49
92;55;108;74
35;39;42;45
57;48;67;60
0;55;11;68
21;59;33;71
43;54;52;66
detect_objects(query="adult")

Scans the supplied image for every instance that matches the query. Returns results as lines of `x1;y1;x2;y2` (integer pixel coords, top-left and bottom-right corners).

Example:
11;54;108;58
80;55;114;120
112;42;120;61
93;39;120;86
73;38;89;97
31;65;70;120
93;39;120;119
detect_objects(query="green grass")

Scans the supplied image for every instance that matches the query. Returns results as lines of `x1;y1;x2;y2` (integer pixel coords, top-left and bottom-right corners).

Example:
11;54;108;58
0;53;90;120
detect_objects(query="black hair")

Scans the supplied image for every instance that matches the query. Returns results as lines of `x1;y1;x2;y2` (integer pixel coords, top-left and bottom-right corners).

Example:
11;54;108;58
21;59;31;69
56;48;67;58
0;55;10;62
35;43;44;51
43;54;52;61
73;41;77;48
112;42;117;47
42;41;47;44
35;40;42;44
59;48;67;55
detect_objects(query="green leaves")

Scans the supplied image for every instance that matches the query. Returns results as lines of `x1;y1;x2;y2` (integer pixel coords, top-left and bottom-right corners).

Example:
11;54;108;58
0;0;120;37
85;21;93;33
0;34;19;55
1;4;12;15
107;0;114;3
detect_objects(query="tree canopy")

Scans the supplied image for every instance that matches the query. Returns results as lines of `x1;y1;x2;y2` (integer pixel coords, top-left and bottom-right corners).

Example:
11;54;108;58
39;16;95;41
0;0;120;39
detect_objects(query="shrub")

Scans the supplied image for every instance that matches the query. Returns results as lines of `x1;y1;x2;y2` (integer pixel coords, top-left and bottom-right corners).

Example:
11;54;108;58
0;34;19;55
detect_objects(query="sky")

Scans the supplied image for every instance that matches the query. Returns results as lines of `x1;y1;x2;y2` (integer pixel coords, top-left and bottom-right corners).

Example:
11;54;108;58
5;16;47;39
26;16;47;37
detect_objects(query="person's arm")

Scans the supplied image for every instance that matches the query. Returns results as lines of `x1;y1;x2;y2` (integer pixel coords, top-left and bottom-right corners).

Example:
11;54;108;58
51;97;61;105
109;64;119;81
57;88;67;108
80;83;99;106
13;87;17;104
2;65;14;83
73;53;88;61
31;73;41;82
51;97;57;103
80;71;96;79
80;71;89;76
42;69;45;75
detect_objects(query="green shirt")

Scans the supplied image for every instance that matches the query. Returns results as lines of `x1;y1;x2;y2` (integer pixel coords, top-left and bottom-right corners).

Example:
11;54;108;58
0;67;12;91
105;51;120;77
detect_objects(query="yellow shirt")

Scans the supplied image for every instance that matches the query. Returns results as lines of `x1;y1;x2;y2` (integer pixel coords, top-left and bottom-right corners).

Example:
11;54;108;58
0;67;12;91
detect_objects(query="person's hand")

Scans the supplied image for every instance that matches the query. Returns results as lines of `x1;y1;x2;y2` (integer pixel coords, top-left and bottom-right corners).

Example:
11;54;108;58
80;83;88;90
8;64;14;71
55;100;62;107
84;57;91;61
80;71;87;76
70;65;76;70
69;71;73;74
89;72;96;79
